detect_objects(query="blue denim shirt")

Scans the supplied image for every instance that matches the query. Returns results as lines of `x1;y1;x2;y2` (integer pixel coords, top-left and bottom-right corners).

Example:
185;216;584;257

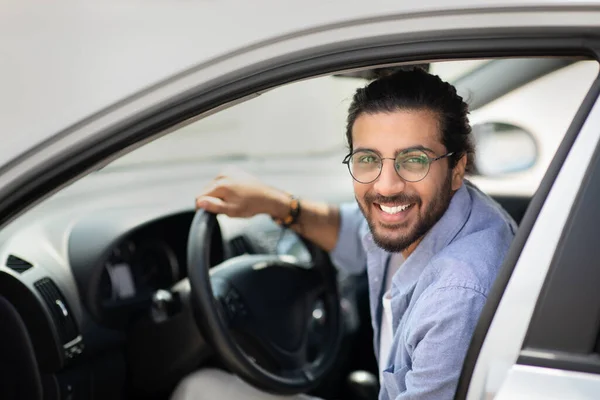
330;182;516;399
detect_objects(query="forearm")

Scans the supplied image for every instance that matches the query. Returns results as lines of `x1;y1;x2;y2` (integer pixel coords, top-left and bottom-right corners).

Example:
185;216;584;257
268;190;340;252
194;175;342;252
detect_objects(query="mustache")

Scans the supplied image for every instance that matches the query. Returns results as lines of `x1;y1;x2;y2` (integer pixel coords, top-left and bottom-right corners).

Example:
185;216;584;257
364;192;420;205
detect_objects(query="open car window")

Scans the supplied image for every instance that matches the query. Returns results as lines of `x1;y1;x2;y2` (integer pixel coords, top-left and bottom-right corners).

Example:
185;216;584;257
85;58;598;210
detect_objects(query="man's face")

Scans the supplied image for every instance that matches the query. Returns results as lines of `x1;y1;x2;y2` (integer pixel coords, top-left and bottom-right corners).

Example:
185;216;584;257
351;109;465;254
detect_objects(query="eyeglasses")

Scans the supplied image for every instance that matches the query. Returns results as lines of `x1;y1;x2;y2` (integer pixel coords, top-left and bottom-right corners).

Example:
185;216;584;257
342;148;454;184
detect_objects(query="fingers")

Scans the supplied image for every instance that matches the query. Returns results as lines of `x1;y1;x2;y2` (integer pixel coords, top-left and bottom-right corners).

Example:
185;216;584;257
195;196;231;215
195;170;262;218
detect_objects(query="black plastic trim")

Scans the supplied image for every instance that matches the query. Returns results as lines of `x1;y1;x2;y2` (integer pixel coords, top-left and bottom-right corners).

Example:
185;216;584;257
454;54;600;398
0;295;43;400
68;209;194;327
0;271;63;371
523;141;600;352
519;350;600;375
0;34;596;232
34;278;80;346
5;255;33;274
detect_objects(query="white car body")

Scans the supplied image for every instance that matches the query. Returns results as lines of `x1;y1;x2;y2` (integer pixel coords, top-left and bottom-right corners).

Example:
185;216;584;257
3;1;600;399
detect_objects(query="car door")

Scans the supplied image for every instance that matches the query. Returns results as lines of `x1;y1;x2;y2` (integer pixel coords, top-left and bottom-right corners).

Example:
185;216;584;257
498;127;600;399
457;55;600;399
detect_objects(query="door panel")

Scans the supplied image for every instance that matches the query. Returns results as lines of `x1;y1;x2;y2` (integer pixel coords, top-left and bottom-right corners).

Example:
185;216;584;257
462;74;600;399
493;79;600;398
496;365;600;400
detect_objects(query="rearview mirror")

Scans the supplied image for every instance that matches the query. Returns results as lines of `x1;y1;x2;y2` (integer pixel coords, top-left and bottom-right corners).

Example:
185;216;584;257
472;122;538;176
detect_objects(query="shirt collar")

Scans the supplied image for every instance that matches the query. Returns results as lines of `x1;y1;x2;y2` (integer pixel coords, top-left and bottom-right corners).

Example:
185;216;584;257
361;182;472;270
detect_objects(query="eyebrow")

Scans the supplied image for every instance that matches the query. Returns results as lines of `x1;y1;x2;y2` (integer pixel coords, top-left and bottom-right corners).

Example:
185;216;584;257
353;145;438;156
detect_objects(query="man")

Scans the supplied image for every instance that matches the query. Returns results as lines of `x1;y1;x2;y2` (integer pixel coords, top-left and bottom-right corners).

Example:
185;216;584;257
172;68;516;399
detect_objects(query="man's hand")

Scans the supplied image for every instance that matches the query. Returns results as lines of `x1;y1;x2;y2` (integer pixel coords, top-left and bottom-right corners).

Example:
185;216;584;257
194;168;341;252
195;169;289;219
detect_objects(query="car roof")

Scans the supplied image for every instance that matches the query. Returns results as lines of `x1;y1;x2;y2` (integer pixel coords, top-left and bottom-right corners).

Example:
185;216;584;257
1;0;599;171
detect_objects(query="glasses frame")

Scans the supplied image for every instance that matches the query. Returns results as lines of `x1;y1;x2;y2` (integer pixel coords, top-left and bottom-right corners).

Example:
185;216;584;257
342;148;455;184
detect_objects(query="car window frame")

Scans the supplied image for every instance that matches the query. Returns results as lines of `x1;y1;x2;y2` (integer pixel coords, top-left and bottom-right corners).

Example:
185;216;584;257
0;36;595;230
516;101;600;373
455;64;600;398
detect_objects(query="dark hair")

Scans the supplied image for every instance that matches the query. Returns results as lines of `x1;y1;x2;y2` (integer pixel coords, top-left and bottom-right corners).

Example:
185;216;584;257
345;67;475;173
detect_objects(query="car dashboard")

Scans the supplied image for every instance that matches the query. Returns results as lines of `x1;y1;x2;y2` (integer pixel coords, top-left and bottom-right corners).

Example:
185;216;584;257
0;203;362;399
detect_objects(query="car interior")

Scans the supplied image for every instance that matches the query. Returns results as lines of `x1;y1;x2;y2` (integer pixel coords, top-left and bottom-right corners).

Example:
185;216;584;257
0;56;598;400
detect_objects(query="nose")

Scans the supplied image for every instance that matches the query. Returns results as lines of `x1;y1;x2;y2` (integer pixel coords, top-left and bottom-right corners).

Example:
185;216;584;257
372;159;406;197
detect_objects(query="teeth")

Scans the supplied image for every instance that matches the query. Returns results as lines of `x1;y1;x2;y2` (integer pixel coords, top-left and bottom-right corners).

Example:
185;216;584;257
380;204;410;214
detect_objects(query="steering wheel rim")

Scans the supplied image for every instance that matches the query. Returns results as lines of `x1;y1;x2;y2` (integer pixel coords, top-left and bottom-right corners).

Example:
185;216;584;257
187;209;343;395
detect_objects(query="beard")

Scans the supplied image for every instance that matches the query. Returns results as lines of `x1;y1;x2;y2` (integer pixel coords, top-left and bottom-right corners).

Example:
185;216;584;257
357;173;454;253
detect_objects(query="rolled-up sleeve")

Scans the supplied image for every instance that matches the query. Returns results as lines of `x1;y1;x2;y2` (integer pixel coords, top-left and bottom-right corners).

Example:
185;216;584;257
386;285;486;400
329;202;367;275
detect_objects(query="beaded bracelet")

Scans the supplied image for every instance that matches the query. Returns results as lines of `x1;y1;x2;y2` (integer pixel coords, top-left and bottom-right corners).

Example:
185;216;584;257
273;195;301;227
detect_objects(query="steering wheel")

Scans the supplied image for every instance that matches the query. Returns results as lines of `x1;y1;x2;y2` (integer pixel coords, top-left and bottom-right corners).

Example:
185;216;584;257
186;210;343;395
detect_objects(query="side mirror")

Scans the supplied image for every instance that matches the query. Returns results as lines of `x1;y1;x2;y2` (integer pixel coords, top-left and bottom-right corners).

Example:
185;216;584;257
472;122;538;176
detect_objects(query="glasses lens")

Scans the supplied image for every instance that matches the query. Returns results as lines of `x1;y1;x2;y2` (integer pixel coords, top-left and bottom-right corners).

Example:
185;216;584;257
395;149;430;181
349;151;381;183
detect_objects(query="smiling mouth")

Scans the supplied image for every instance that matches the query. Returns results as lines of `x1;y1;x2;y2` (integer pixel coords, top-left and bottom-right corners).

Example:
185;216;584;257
377;203;414;215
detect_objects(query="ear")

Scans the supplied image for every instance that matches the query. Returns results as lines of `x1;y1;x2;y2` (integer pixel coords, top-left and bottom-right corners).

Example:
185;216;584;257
451;154;467;191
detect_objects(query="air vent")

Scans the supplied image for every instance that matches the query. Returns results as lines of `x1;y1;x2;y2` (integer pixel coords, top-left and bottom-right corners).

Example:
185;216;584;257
5;255;33;273
229;235;254;257
34;278;80;345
